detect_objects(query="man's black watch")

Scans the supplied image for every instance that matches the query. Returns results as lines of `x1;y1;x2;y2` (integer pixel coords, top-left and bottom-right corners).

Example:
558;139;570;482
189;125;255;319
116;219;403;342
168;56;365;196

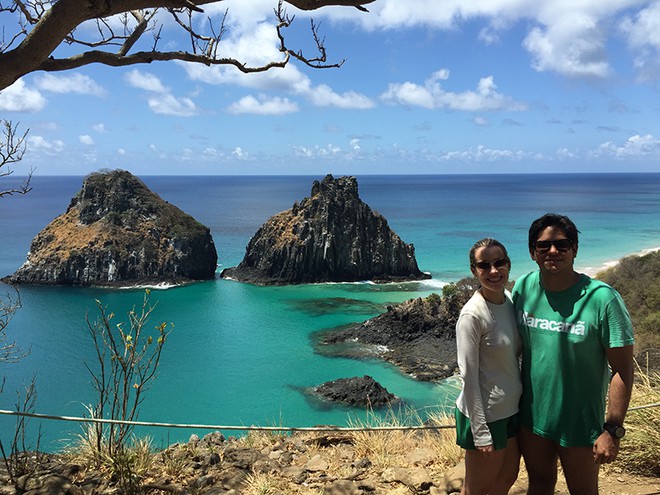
603;422;626;439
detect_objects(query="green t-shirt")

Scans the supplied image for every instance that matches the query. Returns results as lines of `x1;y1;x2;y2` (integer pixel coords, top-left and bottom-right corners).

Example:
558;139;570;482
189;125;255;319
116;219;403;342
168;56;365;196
512;271;634;447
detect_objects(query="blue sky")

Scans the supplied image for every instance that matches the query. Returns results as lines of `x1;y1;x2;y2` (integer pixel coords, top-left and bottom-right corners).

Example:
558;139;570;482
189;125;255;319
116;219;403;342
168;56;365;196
3;0;660;175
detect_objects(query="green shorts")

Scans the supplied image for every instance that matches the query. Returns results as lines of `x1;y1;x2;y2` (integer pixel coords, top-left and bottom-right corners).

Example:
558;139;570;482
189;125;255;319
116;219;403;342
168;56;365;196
455;409;518;451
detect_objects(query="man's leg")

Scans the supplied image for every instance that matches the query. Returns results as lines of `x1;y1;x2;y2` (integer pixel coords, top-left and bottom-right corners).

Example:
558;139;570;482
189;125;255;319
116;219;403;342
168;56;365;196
518;426;558;495
558;445;599;495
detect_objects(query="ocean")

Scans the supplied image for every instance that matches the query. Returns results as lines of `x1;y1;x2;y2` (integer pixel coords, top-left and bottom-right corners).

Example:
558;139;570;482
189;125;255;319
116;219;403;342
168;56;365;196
1;173;659;452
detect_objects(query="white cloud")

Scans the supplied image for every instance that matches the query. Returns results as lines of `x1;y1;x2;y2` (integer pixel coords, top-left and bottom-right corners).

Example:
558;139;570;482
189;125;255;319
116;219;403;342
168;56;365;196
126;70;169;93
619;2;660;79
179;0;660;82
27;135;65;154
592;134;660;157
620;2;660;48
232;146;249;159
126;70;198;116
293;144;343;158
523;14;610;78
147;94;198;116
438;145;535;162
181;22;291;89
556;147;578;159
180;15;372;111
93;123;107;133
226;95;298;115
306;84;375;109
79;135;94;145
0;80;46;112
478;27;500;45
35;73;105;96
473;116;490;126
381;70;526;111
309;0;651;80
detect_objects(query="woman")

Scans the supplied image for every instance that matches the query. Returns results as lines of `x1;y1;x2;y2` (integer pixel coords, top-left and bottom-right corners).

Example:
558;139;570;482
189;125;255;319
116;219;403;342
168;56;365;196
455;238;522;495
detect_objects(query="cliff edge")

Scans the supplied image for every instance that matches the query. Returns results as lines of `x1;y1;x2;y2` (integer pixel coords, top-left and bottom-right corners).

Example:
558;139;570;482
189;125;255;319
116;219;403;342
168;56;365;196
2;170;218;287
221;174;430;285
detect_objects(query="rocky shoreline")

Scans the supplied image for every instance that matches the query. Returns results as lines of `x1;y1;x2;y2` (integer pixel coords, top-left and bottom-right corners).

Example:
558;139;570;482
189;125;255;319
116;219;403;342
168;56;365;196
315;281;476;383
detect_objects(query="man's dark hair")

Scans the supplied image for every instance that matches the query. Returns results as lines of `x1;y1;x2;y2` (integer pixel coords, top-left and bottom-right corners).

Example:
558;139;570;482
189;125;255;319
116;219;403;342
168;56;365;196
528;213;580;252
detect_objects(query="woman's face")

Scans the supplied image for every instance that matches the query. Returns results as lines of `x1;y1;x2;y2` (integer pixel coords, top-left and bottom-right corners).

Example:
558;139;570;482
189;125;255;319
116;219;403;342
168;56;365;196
471;245;510;301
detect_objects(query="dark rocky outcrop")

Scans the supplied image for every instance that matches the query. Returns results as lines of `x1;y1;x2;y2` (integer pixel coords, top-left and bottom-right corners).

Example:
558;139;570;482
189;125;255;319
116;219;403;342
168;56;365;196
2;170;217;287
221;174;430;285
316;283;477;381
312;375;399;408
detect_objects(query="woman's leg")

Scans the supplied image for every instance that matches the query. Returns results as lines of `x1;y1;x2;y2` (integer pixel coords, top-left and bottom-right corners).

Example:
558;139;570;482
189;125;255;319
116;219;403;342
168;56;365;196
489;436;521;495
462;447;507;495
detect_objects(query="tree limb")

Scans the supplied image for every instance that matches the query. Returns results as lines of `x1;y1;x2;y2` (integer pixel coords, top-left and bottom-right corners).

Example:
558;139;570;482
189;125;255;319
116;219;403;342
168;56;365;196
0;0;374;91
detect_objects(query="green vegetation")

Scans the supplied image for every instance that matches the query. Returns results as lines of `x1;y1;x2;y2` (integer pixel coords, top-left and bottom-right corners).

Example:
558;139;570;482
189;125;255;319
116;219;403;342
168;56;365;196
77;289;172;493
596;250;660;351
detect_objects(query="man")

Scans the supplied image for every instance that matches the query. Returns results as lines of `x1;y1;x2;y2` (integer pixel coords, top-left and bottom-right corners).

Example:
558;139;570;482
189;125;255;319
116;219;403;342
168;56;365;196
512;213;635;495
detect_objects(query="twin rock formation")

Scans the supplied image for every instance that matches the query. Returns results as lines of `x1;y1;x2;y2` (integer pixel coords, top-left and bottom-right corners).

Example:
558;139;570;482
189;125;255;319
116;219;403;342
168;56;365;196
4;171;428;287
3;170;446;405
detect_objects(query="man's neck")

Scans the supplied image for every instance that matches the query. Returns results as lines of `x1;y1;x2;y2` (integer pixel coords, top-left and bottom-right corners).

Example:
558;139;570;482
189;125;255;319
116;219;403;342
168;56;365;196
540;270;581;292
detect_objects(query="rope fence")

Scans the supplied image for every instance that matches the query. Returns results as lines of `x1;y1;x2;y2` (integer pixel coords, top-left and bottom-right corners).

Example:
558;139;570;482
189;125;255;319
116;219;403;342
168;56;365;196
0;409;453;432
1;401;658;433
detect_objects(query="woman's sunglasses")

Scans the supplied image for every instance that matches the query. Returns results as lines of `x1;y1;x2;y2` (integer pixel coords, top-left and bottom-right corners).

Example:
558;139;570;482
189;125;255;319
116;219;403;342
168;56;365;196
473;258;509;271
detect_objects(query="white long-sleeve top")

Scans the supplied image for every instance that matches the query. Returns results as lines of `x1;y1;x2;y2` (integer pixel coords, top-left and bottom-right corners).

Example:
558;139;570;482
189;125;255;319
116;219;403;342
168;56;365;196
455;290;522;447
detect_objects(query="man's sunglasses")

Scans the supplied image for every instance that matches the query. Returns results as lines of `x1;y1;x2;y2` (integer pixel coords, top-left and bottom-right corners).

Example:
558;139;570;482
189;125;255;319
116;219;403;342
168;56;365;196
473;258;509;271
534;239;573;253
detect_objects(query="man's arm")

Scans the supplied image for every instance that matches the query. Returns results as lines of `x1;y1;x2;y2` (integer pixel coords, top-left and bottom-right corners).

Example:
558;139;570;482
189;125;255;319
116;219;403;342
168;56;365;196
593;345;634;464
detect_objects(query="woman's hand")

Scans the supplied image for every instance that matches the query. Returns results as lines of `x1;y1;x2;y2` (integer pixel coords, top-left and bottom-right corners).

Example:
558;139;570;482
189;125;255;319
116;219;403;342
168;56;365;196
477;444;495;457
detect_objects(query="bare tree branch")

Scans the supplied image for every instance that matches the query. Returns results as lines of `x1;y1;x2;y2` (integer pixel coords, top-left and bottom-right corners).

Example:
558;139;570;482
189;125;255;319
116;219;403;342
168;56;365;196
0;120;32;198
0;290;27;364
0;0;375;91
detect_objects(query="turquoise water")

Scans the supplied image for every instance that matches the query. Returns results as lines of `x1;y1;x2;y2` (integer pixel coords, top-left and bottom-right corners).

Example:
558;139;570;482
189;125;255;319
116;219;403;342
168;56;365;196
1;173;659;451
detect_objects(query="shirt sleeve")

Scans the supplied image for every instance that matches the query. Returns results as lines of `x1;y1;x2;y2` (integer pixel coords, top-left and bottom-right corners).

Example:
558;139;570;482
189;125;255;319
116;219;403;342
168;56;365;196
602;291;635;348
456;312;492;447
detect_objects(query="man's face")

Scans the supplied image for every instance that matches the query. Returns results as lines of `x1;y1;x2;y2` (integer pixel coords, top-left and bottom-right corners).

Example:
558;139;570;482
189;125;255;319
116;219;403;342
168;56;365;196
530;226;577;275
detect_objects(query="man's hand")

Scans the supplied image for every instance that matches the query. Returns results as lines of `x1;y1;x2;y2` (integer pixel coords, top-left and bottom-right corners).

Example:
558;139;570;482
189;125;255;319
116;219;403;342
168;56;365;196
593;430;620;464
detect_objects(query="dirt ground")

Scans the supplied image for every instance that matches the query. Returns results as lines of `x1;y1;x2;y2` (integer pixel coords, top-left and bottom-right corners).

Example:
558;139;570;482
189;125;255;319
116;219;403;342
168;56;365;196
510;464;660;495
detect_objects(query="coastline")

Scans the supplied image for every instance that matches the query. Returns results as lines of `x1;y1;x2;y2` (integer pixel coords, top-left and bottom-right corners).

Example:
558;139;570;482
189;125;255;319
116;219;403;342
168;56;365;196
578;245;660;277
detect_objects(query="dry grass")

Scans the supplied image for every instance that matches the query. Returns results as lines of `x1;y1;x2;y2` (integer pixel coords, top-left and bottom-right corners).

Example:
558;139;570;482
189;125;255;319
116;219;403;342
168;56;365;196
614;362;660;476
53;368;659;493
349;406;463;472
64;424;154;490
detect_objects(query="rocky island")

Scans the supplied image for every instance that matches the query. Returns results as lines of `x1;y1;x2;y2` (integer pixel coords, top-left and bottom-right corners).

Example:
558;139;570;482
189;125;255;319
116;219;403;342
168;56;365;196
311;375;399;408
2;170;217;287
316;280;477;382
221;174;430;285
